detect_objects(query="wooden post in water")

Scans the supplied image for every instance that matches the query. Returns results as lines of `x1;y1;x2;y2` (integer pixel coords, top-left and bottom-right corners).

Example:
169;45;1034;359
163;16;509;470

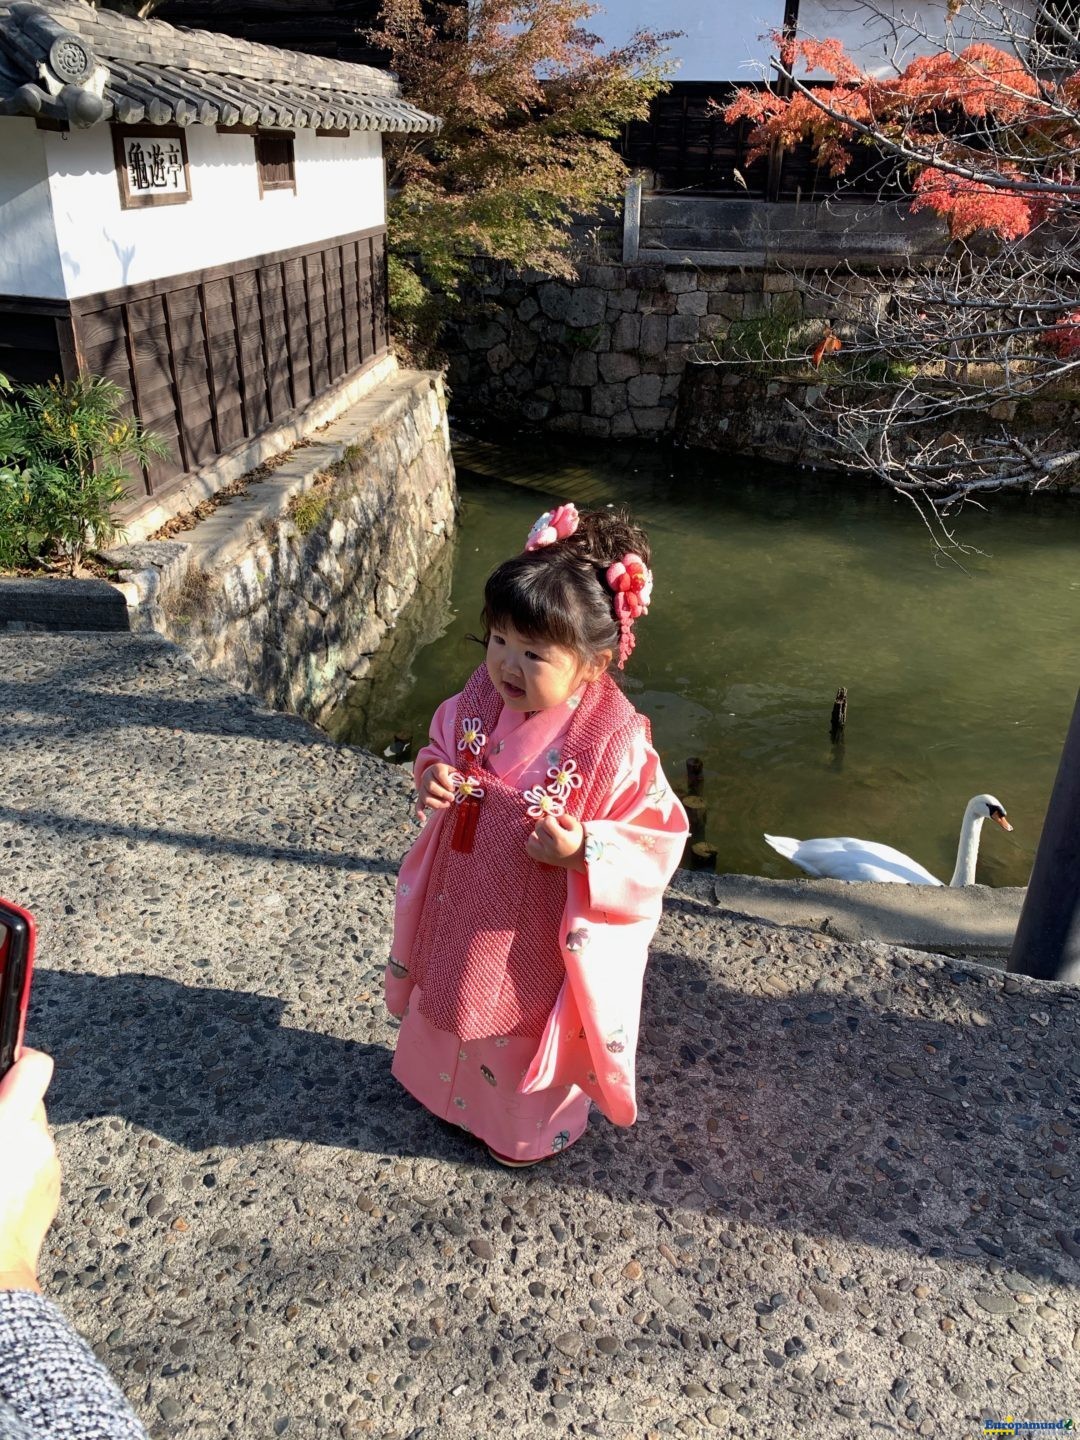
683;794;707;842
1009;687;1080;983
830;687;847;744
680;764;709;870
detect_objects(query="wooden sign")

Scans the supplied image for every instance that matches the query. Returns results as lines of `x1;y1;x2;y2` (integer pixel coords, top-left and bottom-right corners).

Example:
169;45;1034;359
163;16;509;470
112;126;191;209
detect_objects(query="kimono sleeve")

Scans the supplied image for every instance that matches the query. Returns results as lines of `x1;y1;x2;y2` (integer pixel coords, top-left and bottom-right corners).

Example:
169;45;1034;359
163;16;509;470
413;694;460;789
384;693;461;1018
580;735;689;921
520;731;688;1127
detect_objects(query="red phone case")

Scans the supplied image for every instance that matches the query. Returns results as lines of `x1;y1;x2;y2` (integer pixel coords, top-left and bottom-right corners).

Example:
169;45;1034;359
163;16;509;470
0;898;36;1076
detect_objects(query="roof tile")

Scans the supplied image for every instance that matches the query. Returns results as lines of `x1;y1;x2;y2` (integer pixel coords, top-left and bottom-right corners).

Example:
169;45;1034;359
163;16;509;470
0;0;440;133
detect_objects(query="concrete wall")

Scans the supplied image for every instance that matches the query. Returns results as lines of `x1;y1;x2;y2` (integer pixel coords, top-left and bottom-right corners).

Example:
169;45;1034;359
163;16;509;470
2;123;384;300
0;120;64;297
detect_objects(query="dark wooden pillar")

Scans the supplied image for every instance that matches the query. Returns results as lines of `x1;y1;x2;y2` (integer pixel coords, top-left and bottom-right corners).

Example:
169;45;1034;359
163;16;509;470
765;0;801;202
1009;687;1080;983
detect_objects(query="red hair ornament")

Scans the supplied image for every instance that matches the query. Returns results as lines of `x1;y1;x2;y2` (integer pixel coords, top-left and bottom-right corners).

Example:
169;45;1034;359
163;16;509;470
606;553;653;669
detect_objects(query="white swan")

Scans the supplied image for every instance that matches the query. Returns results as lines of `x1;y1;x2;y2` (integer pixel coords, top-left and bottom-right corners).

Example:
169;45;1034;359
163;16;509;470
765;794;1013;886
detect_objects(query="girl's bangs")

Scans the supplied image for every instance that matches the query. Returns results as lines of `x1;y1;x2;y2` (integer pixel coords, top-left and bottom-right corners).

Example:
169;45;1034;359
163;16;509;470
483;564;582;652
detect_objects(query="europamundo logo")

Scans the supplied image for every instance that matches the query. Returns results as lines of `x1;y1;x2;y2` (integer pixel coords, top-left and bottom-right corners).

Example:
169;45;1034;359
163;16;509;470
982;1422;1074;1436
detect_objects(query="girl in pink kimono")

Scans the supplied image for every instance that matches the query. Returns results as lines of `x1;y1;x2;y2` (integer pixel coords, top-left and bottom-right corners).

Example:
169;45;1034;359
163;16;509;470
385;504;688;1166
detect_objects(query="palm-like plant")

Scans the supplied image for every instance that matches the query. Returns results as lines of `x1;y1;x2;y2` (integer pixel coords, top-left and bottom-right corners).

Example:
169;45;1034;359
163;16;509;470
0;374;168;574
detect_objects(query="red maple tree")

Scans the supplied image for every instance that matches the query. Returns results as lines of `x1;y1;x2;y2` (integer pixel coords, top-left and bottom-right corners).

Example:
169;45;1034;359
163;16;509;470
717;6;1080;523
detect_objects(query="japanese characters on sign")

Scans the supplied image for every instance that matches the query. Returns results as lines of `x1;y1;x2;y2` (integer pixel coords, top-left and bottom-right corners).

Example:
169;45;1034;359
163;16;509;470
125;136;186;195
113;128;191;209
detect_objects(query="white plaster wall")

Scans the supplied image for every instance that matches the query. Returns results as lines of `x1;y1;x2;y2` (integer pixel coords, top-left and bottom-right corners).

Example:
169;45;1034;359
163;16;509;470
797;1;1035;75
0;120;65;298
40;125;385;299
591;0;785;81
593;1;1035;80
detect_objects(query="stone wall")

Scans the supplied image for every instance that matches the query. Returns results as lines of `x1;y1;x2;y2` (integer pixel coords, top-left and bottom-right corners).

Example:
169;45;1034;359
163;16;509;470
443;259;888;440
129;371;456;724
675;365;1080;473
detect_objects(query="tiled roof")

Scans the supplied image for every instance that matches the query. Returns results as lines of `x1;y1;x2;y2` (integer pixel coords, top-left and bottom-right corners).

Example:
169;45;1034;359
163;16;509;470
0;0;440;132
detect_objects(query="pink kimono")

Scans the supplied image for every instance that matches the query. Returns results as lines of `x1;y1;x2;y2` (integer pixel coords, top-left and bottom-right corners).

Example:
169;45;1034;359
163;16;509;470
386;667;688;1162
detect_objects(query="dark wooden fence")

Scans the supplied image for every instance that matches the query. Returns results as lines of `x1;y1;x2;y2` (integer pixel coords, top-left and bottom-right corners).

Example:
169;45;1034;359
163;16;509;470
65;226;388;509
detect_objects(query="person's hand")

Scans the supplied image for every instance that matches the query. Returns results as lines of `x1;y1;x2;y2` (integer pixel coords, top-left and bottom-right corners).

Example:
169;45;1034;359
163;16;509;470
526;814;586;872
415;762;458;821
0;1050;61;1294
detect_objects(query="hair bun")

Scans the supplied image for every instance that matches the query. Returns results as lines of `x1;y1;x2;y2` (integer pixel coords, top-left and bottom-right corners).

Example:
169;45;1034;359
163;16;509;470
565;507;652;570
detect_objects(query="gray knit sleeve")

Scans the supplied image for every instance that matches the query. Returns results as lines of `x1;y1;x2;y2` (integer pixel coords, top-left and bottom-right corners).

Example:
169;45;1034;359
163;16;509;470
0;1290;148;1440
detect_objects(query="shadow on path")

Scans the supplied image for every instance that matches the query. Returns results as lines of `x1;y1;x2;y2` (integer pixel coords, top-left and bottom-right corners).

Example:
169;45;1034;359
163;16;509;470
33;961;1080;1286
0;804;399;876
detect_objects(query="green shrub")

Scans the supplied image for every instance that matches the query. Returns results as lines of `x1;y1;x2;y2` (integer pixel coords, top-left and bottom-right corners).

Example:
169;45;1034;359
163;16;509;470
0;374;168;574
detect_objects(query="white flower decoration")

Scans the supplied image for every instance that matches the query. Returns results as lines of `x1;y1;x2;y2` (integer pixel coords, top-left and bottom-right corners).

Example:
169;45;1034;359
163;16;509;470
450;771;485;803
546;757;583;799
524;786;565;819
458;717;487;756
526;510;553;548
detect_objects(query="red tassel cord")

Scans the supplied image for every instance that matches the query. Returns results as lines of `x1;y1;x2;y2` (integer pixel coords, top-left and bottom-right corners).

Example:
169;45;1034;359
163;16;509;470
451;796;482;853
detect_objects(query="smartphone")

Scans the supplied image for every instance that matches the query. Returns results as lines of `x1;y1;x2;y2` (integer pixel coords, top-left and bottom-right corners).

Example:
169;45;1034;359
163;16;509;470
0;899;35;1079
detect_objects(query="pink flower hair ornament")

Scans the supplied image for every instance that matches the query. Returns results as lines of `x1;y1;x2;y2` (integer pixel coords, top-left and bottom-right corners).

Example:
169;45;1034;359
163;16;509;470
606;552;653;668
525;503;579;551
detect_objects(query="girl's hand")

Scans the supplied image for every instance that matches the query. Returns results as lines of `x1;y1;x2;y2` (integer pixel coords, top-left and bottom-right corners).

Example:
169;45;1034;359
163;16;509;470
416;762;457;821
526;813;586;872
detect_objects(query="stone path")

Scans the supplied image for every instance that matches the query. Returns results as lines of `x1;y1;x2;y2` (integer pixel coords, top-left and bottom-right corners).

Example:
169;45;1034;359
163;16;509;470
2;632;1078;1440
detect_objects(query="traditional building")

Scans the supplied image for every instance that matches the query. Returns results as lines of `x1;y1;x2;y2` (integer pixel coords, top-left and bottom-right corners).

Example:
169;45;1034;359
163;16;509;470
610;0;1041;195
0;0;439;521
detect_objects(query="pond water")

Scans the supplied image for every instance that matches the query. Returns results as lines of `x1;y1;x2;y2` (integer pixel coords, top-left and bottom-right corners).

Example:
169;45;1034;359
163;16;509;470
329;433;1080;888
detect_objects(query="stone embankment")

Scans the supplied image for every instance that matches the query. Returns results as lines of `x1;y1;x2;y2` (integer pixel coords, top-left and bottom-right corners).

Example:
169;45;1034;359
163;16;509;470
2;630;1079;1440
441;240;906;445
0;368;456;726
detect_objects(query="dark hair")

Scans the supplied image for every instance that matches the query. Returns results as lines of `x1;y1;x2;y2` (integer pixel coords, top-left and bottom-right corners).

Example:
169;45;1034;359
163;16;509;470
481;507;651;663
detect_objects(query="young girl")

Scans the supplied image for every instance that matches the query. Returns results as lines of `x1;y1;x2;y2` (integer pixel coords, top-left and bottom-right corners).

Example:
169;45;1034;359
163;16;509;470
385;504;688;1166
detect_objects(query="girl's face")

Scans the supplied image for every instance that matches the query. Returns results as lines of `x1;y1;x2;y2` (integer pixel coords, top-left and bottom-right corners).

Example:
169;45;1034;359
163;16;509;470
486;623;610;713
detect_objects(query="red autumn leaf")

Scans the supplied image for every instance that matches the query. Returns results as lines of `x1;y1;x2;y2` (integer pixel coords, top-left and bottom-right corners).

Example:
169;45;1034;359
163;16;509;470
810;333;842;368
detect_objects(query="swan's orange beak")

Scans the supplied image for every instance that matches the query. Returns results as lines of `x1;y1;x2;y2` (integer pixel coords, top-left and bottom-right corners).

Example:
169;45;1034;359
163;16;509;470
992;813;1013;832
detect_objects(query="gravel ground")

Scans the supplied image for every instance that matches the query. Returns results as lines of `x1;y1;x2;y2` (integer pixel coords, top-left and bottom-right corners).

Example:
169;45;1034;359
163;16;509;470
2;631;1078;1440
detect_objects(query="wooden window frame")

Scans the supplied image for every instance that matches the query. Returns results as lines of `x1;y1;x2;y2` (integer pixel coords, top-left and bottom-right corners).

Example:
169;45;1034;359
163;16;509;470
112;125;192;210
255;131;297;198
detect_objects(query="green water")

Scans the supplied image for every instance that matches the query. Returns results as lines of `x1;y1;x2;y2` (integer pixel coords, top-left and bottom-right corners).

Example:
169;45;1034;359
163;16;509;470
332;435;1080;887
